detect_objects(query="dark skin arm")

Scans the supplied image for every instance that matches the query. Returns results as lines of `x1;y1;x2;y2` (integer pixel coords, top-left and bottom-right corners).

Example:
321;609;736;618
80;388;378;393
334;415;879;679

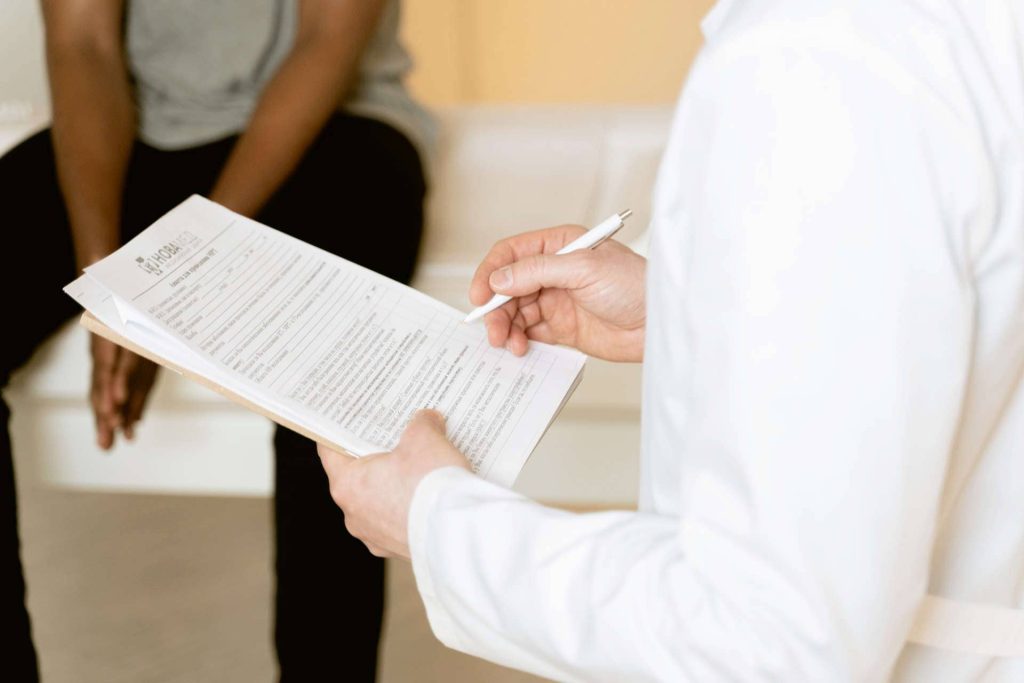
42;0;132;269
42;0;156;448
210;0;387;216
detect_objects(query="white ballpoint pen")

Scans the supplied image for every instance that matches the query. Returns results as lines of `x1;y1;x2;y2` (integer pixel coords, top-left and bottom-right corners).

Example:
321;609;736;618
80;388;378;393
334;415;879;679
463;209;633;324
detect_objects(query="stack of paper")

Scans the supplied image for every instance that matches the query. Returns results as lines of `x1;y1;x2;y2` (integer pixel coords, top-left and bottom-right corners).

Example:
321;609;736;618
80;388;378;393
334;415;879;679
64;196;586;486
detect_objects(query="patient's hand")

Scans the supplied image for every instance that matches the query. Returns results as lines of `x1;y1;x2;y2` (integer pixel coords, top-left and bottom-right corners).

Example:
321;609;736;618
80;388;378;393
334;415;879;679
90;335;159;449
318;410;470;559
469;226;647;361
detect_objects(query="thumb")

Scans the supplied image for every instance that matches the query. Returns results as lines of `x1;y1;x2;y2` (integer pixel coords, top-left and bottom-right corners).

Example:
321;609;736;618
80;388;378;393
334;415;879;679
488;252;591;297
410;408;447;433
400;409;449;448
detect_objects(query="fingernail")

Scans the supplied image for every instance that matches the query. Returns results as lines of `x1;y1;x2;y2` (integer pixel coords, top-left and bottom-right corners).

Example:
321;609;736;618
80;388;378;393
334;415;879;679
490;267;512;291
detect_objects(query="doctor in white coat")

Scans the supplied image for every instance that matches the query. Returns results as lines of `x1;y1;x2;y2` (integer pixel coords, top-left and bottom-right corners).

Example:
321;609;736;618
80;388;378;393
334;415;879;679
317;1;1024;680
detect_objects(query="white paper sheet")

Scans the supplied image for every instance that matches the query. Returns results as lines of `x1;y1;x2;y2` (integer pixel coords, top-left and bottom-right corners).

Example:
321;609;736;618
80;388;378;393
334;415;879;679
65;196;586;486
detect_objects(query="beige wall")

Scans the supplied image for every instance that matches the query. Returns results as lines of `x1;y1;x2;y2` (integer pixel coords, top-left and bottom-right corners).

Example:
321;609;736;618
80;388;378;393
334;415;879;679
0;0;714;110
401;0;716;105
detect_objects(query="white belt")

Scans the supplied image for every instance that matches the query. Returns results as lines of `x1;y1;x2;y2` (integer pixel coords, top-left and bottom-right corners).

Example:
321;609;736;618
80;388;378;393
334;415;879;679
908;594;1024;658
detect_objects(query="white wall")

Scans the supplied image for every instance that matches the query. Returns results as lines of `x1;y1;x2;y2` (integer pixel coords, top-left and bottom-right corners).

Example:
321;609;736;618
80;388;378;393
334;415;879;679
0;0;49;114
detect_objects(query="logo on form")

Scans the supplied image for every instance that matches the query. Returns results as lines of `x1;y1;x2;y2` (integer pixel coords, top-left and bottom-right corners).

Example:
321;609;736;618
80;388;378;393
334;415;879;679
134;231;200;277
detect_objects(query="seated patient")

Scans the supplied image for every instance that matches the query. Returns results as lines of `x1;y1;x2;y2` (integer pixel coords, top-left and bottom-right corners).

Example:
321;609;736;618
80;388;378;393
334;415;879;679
0;0;432;680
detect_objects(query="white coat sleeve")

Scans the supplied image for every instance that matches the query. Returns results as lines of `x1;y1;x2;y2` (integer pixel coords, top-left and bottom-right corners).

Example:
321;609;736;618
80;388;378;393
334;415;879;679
408;29;983;683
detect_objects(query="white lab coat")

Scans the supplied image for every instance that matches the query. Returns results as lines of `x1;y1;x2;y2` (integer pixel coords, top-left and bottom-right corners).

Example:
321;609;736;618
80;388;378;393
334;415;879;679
408;1;1024;680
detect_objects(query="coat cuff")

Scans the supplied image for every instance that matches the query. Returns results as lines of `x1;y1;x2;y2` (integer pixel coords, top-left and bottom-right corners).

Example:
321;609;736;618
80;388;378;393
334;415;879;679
408;466;479;650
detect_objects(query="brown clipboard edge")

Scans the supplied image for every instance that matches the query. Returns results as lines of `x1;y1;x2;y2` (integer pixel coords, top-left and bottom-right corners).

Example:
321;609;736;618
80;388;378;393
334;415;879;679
79;311;355;458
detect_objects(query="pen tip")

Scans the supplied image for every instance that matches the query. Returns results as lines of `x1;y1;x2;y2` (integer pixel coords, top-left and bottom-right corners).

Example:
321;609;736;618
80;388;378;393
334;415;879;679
619;209;633;221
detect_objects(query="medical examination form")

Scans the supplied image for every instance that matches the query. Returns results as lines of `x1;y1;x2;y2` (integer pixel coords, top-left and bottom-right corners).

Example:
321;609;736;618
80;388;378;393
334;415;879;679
64;196;585;486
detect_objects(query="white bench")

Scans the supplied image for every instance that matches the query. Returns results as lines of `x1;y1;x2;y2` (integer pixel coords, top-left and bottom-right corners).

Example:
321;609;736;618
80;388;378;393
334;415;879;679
3;105;672;506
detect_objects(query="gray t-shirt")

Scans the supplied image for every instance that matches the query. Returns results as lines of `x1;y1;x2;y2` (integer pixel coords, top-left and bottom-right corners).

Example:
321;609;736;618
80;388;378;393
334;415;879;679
125;0;434;155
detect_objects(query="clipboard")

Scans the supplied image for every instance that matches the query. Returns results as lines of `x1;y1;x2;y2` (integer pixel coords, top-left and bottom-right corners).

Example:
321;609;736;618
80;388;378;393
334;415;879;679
80;311;354;457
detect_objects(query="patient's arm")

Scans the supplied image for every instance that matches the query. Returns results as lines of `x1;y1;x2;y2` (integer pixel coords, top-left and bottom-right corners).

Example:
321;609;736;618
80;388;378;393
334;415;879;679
42;0;156;450
42;0;133;270
209;0;387;217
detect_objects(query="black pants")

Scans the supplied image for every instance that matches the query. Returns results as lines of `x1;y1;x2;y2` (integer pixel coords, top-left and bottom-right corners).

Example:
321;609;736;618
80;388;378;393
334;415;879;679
0;114;426;682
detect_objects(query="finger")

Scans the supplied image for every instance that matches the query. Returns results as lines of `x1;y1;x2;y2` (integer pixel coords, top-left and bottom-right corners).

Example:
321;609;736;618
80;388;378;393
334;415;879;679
316;442;357;463
517;298;545;329
122;361;159;440
511;307;529;332
488;251;593;299
505;323;530;357
504;309;530;356
412;408;447;432
470;240;517;306
524;321;559;346
91;395;117;449
91;340;118;416
122;390;147;440
319;446;363;508
364;542;390;558
91;337;126;449
399;409;448;449
111;349;133;408
91;335;119;370
316;442;358;477
469;226;588;305
484;305;515;348
89;379;112;449
94;411;114;450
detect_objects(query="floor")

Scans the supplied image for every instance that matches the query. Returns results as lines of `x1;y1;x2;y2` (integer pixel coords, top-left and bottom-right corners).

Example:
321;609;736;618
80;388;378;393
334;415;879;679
16;472;546;682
